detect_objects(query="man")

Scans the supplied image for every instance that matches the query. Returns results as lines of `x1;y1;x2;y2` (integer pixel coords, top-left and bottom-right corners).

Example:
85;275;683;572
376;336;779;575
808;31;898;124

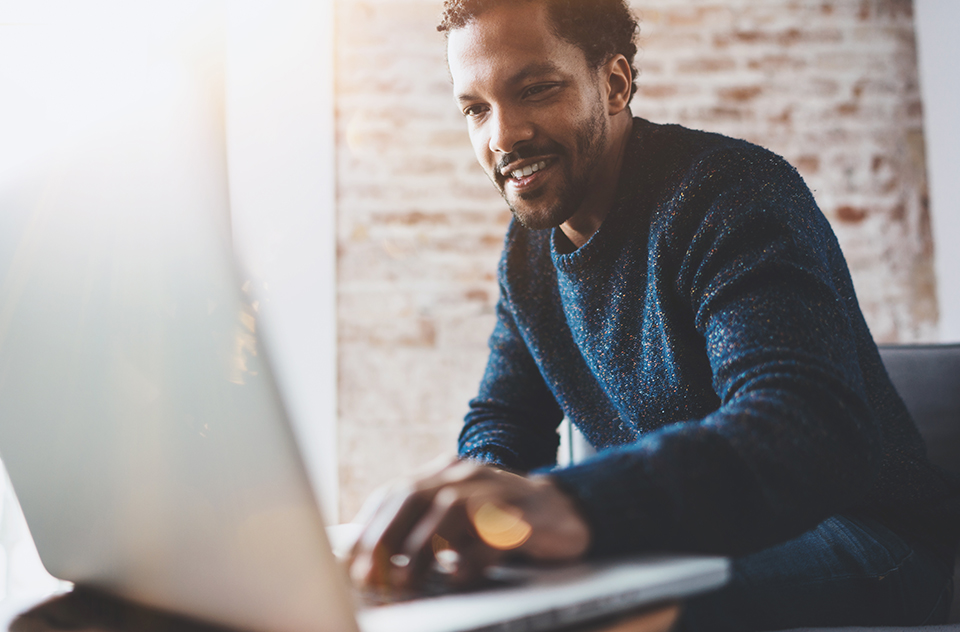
349;0;960;629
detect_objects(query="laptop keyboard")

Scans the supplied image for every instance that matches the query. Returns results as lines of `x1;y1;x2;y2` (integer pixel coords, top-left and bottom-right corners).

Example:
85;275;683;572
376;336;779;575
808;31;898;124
357;563;527;606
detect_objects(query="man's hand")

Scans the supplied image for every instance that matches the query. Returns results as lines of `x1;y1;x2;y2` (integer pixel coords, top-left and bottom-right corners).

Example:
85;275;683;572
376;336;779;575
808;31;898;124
347;459;591;594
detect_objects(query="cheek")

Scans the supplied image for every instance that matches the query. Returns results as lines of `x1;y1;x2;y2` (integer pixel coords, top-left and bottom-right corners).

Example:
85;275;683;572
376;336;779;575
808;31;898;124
469;130;495;169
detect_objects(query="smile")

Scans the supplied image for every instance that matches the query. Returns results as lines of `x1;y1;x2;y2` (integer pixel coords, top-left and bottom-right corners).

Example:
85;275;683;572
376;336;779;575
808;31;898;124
508;160;549;180
499;157;557;190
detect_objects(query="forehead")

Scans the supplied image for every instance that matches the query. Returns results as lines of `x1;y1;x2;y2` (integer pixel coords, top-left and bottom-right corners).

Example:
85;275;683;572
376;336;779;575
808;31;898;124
446;2;590;97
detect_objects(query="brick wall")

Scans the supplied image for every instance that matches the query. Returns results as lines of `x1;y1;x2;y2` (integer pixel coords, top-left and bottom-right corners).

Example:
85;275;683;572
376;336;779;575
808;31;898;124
335;0;936;519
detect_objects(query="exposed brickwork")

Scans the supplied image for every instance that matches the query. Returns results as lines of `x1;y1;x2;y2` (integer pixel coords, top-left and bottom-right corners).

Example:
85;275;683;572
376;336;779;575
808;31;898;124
633;0;936;343
335;0;937;518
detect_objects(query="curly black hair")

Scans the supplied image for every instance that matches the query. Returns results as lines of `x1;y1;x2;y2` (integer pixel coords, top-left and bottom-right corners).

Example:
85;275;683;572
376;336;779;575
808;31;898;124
438;0;639;102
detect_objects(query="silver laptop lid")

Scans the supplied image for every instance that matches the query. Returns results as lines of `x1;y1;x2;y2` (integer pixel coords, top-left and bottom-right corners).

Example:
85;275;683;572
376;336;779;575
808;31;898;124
0;18;356;632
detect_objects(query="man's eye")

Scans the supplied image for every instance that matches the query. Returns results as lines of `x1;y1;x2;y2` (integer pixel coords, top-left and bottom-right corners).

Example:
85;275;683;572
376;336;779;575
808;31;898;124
523;83;559;99
463;105;488;118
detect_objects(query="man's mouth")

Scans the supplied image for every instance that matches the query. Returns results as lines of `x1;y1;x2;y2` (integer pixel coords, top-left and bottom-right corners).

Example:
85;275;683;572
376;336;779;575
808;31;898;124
503;159;550;180
499;157;557;190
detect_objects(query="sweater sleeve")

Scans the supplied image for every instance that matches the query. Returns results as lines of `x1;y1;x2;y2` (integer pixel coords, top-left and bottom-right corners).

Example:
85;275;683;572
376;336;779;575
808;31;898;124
549;148;882;557
459;287;565;473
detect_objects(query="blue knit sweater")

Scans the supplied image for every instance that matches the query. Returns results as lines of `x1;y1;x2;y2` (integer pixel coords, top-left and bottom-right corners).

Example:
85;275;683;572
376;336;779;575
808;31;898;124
459;118;960;558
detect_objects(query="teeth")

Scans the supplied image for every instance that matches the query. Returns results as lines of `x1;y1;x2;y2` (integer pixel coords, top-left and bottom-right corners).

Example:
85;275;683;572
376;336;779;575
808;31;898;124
509;160;548;180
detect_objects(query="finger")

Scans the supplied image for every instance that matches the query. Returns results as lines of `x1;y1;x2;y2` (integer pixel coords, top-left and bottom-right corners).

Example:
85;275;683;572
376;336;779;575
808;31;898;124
395;487;469;589
346;483;397;565
350;485;435;588
348;463;486;589
401;487;505;590
346;490;397;584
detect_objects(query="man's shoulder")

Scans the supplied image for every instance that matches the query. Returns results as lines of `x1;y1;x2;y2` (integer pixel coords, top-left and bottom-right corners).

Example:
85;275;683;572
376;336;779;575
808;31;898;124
633;117;749;153
630;118;793;183
628;118;811;220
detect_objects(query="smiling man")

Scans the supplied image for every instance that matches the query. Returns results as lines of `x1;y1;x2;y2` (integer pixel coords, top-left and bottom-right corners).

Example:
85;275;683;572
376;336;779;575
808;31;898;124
450;0;632;243
349;1;960;629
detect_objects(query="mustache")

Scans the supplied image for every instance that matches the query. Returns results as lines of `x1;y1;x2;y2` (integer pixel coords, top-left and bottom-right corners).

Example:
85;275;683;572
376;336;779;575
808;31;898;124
495;140;565;175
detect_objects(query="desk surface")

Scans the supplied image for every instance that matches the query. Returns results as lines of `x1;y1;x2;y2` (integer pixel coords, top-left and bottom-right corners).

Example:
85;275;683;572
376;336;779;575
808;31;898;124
0;588;680;632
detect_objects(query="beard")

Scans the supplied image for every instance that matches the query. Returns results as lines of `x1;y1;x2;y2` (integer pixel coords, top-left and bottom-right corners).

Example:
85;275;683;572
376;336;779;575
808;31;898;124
493;99;608;230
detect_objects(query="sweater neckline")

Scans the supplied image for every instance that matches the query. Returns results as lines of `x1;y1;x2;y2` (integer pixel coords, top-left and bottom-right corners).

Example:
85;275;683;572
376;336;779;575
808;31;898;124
550;118;647;274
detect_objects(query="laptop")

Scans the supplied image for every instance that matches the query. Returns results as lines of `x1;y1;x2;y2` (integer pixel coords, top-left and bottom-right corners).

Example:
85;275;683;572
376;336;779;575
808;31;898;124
0;52;728;632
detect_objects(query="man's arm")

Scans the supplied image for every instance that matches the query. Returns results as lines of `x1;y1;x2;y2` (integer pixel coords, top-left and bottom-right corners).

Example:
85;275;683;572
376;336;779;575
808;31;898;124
459;291;566;472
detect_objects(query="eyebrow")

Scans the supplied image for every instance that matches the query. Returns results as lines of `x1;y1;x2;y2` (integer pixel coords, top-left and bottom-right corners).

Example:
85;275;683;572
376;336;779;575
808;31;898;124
455;61;564;103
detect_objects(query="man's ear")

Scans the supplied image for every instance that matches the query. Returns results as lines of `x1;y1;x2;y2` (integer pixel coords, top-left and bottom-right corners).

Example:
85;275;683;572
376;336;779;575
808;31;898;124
603;54;632;115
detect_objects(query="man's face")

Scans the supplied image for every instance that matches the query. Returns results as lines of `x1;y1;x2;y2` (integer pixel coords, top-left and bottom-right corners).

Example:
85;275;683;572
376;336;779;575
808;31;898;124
447;2;612;230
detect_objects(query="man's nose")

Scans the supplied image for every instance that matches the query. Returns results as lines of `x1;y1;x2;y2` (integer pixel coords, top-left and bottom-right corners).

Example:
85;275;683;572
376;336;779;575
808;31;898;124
488;108;533;155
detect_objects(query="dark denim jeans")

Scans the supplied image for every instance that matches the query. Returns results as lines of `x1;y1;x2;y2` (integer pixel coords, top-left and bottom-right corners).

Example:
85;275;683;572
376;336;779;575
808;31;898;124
679;514;955;631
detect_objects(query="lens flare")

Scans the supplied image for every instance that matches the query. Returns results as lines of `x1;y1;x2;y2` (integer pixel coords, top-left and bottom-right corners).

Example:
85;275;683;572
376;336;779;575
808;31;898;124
470;502;532;550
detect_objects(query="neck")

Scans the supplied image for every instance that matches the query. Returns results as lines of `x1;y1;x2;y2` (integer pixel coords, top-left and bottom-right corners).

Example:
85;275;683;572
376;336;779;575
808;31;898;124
559;113;633;249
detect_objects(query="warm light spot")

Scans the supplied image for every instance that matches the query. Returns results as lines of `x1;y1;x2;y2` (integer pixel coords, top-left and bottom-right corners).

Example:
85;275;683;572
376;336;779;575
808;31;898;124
470;502;532;550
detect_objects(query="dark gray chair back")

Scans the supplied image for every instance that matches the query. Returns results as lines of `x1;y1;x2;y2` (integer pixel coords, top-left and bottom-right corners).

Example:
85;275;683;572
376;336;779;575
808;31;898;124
878;344;960;478
878;343;960;624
